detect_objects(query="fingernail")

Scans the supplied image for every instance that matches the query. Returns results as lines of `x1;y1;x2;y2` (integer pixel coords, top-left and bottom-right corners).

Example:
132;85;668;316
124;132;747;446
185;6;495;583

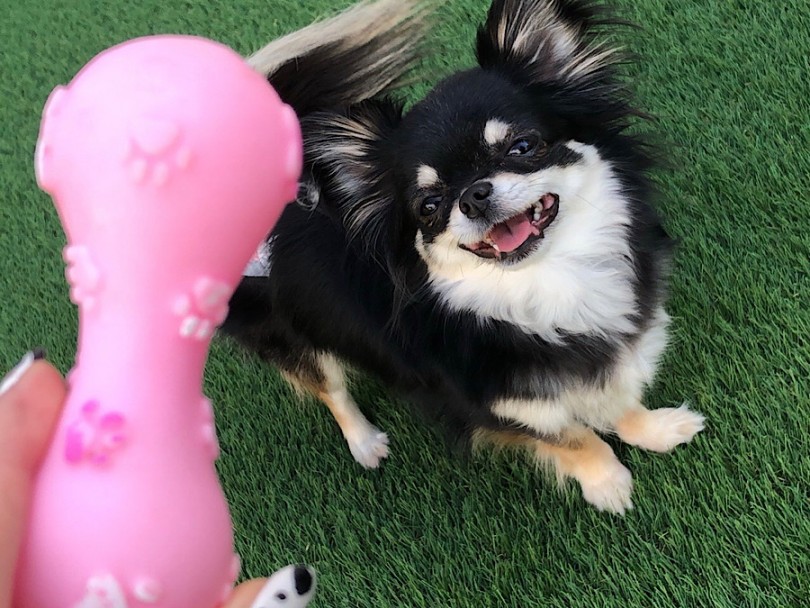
0;349;47;396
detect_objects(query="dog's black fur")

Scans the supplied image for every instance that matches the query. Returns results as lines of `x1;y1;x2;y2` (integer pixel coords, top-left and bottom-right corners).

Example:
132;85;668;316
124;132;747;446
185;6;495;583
221;0;695;512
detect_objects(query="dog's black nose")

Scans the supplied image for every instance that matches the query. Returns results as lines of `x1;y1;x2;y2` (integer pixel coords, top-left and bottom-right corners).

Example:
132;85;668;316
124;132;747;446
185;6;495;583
294;565;314;595
459;181;492;219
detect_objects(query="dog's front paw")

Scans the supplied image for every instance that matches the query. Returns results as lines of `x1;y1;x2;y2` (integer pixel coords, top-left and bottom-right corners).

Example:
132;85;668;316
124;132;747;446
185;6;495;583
346;425;390;469
617;405;705;453
578;460;634;515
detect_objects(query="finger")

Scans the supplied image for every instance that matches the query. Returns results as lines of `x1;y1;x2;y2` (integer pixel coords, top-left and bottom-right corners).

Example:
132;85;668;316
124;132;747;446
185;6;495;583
0;358;67;473
223;578;269;608
225;566;316;608
0;357;67;608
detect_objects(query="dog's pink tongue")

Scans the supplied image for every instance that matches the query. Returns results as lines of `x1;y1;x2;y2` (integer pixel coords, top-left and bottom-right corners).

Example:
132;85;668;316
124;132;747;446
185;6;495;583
489;214;534;253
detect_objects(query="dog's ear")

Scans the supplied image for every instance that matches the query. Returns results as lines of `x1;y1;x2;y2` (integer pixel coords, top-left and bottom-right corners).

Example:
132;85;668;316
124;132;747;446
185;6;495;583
301;99;403;249
476;0;621;86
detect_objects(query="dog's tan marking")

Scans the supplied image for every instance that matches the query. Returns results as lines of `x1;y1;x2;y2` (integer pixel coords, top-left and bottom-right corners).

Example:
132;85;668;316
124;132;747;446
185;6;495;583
317;390;358;435
416;164;440;189
614;405;705;452
537;429;633;516
483;119;510;147
315;354;389;469
474;426;634;515
280;354;389;469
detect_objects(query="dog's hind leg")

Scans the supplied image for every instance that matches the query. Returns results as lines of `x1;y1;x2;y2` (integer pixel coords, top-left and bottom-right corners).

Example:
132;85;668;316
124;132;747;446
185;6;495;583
474;425;634;515
287;352;389;469
537;427;634;515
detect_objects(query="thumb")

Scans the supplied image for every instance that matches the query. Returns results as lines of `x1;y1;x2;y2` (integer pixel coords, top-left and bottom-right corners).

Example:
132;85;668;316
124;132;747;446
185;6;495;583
224;566;316;608
0;354;67;473
0;353;67;608
223;578;270;608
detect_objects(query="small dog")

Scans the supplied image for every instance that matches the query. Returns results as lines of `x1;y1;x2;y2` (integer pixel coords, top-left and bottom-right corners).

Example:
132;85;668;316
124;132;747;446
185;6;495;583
223;0;705;514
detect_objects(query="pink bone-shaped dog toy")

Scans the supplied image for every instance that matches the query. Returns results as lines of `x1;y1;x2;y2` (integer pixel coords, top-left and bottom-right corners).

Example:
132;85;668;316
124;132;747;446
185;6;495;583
14;35;302;608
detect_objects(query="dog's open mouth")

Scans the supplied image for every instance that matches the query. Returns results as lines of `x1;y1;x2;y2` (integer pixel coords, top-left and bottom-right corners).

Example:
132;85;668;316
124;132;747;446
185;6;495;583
461;193;559;260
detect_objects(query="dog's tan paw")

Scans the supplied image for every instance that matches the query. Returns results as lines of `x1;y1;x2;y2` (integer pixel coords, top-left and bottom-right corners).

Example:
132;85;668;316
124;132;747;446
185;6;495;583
346;425;389;469
617;405;705;453
578;459;634;515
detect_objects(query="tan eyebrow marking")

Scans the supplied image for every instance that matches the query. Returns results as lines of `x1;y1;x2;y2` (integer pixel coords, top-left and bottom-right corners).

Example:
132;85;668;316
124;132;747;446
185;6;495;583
484;119;511;146
416;164;440;189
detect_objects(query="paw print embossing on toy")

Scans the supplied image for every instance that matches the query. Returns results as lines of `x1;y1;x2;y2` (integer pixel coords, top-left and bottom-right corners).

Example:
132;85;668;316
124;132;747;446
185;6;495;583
73;573;128;608
127;117;192;187
64;246;102;310
173;277;232;340
65;400;127;465
201;396;220;460
132;578;162;604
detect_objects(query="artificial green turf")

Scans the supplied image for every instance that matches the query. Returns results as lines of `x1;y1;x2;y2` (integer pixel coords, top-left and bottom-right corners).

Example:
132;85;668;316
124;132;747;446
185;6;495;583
1;0;808;606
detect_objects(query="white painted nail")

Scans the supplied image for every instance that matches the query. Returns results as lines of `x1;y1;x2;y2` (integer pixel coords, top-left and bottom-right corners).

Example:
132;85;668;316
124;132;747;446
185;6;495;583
0;349;46;397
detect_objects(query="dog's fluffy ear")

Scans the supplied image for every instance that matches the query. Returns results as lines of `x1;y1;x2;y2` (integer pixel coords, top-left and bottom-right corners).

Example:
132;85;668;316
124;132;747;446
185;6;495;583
302;99;403;248
476;0;621;85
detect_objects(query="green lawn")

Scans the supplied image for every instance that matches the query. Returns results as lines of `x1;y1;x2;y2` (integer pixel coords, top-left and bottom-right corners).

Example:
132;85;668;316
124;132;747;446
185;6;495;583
1;0;808;606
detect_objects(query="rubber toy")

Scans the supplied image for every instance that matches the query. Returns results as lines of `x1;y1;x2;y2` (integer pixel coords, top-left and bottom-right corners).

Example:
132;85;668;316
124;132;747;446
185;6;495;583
14;35;302;608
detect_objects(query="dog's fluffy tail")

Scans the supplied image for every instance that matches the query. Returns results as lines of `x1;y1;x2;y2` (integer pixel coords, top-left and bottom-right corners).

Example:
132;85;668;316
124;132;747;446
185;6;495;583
248;0;431;116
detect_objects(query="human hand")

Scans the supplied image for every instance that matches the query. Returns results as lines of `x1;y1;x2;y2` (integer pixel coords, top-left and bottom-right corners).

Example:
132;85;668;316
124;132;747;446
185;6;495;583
0;352;315;608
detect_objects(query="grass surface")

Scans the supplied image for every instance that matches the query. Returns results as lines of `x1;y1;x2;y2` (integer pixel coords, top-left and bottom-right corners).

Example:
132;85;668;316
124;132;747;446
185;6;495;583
1;0;808;606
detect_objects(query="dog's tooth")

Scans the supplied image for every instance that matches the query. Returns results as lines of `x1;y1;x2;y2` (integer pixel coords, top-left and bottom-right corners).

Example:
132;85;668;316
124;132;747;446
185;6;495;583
533;206;541;222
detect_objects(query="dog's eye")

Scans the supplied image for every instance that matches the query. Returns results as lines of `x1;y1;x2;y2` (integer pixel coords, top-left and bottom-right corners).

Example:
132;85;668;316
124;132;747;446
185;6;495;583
507;136;543;157
275;592;287;601
420;195;442;217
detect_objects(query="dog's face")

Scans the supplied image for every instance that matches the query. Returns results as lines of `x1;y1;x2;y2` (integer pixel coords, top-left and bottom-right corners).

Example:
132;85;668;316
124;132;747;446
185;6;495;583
399;69;588;270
